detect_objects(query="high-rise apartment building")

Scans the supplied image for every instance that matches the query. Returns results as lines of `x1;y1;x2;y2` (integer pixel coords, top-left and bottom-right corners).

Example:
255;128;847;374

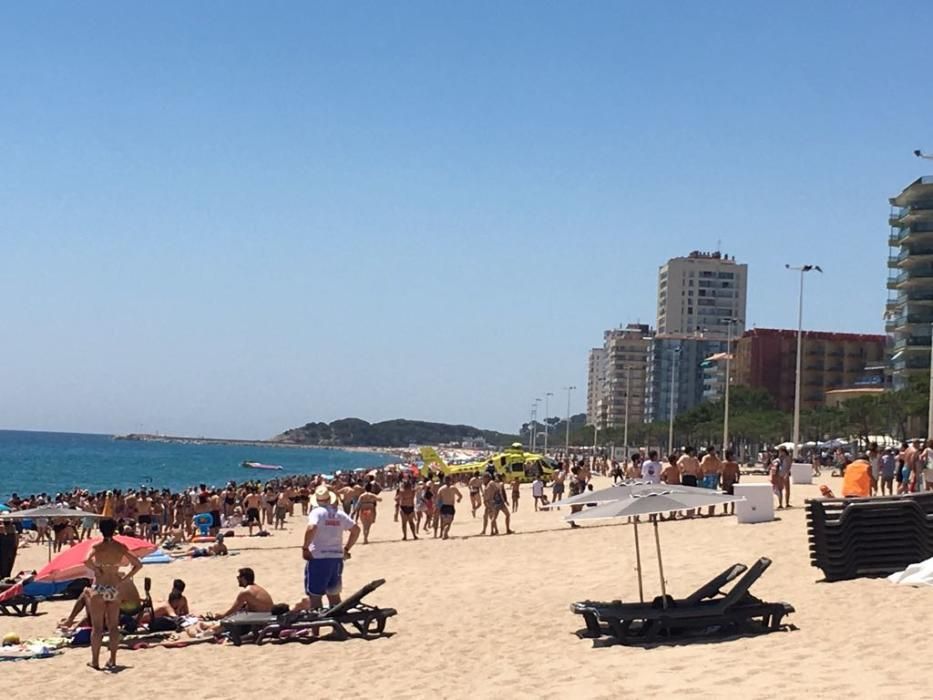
586;324;653;430
586;348;606;426
887;176;933;389
732;328;886;412
644;335;728;423
657;251;748;338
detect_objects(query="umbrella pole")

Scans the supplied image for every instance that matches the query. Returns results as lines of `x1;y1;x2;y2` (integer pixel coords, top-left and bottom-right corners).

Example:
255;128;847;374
653;517;667;608
632;519;644;603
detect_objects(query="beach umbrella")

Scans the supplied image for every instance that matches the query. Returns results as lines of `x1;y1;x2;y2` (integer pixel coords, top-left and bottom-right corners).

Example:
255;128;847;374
543;481;717;509
3;506;104;561
544;482;735;602
566;490;744;608
35;535;157;582
4;505;102;520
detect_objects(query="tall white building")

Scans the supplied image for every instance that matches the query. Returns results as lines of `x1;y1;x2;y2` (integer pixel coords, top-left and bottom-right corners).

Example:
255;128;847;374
657;251;747;338
587;324;653;430
586;347;606;426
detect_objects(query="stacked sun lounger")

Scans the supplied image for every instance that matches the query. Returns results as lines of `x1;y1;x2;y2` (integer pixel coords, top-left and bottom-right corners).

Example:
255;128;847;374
806;493;933;582
571;558;794;645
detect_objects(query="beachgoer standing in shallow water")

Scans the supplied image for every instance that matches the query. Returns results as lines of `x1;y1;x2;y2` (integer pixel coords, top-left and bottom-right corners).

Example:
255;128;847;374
83;518;142;672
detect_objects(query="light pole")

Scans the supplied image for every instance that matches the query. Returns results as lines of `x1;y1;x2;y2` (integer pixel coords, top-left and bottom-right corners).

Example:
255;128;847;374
667;345;682;456
622;365;632;457
721;317;739;454
532;398;541;452
786;264;823;459
563;385;576;459
928;322;933;442
543;391;553;455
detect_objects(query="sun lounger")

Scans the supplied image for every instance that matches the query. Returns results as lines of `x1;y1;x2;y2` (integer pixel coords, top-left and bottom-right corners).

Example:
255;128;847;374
0;577;41;616
220;578;397;646
578;558;793;645
571;563;748;638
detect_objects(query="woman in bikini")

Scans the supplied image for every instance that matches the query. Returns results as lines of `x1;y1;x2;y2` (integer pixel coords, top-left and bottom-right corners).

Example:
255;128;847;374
83;518;142;671
355;483;381;544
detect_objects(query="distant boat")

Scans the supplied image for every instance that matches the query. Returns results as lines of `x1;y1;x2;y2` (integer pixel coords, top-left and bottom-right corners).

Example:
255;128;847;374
242;461;284;471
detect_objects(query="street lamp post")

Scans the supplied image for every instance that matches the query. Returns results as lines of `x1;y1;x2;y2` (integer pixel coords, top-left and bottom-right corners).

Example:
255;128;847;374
785;264;823;459
532;398;541;452
622;365;631;457
543;391;553;455
563;385;576;459
667;346;681;456
721;318;739;455
528;405;536;451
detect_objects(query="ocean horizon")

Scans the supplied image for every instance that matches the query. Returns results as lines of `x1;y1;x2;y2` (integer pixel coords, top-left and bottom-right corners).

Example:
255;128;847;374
0;429;395;500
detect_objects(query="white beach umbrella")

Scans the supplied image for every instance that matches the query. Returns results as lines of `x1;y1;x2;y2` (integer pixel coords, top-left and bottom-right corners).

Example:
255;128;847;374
566;490;744;608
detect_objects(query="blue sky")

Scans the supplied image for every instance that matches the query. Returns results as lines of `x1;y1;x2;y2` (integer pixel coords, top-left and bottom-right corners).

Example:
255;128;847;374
1;2;930;437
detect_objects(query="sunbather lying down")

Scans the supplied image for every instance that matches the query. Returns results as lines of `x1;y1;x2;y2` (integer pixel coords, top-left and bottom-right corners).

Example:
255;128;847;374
170;540;228;559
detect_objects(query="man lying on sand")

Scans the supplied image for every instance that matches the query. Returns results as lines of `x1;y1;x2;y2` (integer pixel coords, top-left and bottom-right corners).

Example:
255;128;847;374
169;536;228;558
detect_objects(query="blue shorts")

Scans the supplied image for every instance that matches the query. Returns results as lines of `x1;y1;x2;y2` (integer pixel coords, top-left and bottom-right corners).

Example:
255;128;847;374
305;558;344;596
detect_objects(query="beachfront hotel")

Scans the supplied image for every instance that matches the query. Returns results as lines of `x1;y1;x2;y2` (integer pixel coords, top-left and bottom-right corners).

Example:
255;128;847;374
656;250;748;338
887;176;933;389
732;328;886;412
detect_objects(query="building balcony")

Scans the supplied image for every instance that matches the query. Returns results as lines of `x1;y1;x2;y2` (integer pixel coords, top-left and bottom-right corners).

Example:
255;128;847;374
893;336;932;352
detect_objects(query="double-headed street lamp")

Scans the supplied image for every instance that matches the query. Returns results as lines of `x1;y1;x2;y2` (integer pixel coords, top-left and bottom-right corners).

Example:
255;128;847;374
667;345;682;456
563;385;576;457
785;264;823;459
721;317;741;455
543;391;553;455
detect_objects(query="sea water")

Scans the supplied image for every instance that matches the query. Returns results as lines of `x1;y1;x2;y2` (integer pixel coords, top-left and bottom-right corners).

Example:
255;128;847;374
0;430;394;500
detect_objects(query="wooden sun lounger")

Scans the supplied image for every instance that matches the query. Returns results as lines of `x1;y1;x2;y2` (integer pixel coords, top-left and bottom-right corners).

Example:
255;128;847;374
571;563;748;638
221;578;397;646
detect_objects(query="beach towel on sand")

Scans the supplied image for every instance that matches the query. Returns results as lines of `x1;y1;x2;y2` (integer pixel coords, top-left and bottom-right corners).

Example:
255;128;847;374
888;557;933;587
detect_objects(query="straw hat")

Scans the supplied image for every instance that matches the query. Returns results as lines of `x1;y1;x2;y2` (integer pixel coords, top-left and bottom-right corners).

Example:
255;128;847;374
314;485;337;505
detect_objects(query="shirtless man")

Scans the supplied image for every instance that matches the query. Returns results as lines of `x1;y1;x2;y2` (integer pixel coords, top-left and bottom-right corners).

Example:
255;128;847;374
243;490;263;536
396;479;418;540
699;447;723;516
468;472;483;518
677;447;701;517
136;491;153;539
436;476;462;540
481;474;498;535
274;491;289;530
677;447;701;487
215;568;274;618
721;450;740;515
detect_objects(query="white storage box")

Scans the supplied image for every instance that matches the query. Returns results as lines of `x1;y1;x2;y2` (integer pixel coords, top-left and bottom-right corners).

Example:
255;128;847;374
791;462;812;485
734;483;774;524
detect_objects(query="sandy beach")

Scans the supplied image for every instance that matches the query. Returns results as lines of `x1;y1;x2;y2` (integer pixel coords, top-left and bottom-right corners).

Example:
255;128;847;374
2;475;924;699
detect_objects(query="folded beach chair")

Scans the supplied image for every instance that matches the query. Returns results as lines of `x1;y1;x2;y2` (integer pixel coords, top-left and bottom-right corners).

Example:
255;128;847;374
580;558;793;645
571;563;748;638
0;576;41;616
220;579;397;646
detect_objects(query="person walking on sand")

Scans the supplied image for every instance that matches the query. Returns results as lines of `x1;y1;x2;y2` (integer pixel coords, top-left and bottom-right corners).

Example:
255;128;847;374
481;473;499;535
531;475;546;510
396;479;418;541
84;518;143;672
468;472;482;518
354;483;381;544
677;447;700;487
436;476;462;540
510;477;520;512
